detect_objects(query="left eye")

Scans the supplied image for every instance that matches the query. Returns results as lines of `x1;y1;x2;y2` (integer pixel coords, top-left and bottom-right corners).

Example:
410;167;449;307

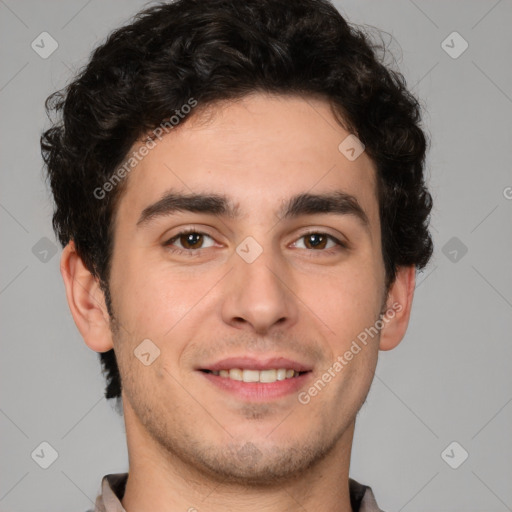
292;232;342;251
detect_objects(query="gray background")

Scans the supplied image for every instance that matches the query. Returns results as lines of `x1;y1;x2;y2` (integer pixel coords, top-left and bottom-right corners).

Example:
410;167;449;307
1;1;511;511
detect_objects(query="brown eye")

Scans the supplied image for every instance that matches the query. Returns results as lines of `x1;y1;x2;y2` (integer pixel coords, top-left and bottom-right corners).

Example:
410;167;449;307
176;232;204;249
293;232;345;252
303;233;329;250
164;230;216;253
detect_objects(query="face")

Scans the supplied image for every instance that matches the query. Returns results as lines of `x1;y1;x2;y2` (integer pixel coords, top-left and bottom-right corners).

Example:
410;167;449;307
108;93;389;484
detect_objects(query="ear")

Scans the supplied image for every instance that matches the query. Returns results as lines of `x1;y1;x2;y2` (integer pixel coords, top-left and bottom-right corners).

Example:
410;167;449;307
379;265;416;351
60;241;114;353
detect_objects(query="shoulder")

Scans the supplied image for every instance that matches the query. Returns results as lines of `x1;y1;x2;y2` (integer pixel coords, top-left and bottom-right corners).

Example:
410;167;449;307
349;478;389;512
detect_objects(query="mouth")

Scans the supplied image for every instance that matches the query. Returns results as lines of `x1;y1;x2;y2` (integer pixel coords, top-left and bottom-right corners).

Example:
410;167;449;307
200;368;310;383
197;357;314;401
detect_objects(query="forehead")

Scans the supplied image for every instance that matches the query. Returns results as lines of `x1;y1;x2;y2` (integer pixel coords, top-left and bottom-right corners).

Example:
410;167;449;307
116;93;379;229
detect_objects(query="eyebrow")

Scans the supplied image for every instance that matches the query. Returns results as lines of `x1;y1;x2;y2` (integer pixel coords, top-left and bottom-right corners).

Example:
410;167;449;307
136;189;370;231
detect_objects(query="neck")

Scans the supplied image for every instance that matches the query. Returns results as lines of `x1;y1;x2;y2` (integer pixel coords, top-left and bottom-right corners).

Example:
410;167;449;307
121;402;355;512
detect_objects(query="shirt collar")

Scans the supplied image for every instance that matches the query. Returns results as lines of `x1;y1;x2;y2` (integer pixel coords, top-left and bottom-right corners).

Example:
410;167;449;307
92;473;386;512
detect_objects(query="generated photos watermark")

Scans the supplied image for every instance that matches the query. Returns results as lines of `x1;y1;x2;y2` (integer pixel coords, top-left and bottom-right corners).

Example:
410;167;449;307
297;300;403;405
93;97;198;200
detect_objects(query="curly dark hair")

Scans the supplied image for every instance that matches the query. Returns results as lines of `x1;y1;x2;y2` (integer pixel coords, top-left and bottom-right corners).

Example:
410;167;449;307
41;0;433;408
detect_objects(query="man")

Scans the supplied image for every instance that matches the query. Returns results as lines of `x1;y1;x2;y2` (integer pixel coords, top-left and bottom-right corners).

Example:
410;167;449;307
41;0;433;510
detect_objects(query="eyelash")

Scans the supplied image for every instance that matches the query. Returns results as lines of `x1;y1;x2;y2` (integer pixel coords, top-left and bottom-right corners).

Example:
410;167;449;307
163;228;348;257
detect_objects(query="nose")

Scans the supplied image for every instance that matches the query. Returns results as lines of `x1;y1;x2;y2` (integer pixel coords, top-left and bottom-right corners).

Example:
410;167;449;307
221;246;299;335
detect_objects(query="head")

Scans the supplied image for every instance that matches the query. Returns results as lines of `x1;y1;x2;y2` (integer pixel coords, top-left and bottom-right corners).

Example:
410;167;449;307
42;0;432;484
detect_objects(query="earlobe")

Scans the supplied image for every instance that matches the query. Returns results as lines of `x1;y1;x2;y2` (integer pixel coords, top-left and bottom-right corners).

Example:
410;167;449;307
60;241;114;353
379;265;416;351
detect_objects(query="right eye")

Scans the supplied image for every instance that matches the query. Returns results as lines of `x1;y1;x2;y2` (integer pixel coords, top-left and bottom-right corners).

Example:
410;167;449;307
163;229;217;254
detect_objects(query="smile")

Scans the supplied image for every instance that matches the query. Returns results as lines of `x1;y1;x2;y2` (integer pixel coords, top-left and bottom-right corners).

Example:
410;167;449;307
199;369;313;401
202;368;307;383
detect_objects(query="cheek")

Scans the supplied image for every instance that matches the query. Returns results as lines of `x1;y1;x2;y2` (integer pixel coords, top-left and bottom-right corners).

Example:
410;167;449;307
112;254;221;345
299;271;384;374
308;265;382;326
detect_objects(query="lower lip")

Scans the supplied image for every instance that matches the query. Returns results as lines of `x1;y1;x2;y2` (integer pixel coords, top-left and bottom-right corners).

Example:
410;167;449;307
199;371;313;401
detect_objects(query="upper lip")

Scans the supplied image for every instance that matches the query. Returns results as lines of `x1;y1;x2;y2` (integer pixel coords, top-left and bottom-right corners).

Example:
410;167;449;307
199;356;313;372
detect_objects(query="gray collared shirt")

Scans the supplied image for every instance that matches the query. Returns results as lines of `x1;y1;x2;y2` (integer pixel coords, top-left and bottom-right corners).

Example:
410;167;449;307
88;473;387;512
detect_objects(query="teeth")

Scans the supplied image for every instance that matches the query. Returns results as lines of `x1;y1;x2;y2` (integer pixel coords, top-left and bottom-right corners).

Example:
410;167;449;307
259;369;277;383
229;369;243;381
276;368;287;381
243;369;260;382
209;368;302;383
